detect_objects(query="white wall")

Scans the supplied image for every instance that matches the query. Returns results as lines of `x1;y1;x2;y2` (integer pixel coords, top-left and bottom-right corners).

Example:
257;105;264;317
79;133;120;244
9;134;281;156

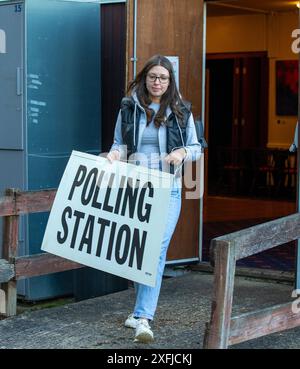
207;11;299;148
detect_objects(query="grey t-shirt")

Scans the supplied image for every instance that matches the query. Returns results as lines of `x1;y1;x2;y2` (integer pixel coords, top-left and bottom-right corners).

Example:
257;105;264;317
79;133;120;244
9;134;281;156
139;102;161;170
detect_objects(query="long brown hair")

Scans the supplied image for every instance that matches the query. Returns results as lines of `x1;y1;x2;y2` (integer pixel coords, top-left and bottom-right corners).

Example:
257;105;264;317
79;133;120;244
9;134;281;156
127;55;184;127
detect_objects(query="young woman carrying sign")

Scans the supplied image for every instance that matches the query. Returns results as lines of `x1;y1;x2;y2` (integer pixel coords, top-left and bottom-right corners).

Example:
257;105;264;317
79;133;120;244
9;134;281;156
107;55;202;343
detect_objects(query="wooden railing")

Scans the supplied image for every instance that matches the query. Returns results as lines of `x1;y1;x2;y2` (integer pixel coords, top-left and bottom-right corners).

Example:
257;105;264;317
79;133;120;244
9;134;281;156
203;213;300;349
0;188;84;317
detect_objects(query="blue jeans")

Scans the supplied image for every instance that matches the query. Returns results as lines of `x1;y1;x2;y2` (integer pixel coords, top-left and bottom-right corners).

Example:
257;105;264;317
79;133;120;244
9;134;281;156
133;187;182;320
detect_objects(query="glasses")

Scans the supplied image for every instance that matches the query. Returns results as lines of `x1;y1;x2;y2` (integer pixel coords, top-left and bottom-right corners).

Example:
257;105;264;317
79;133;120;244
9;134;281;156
147;73;170;84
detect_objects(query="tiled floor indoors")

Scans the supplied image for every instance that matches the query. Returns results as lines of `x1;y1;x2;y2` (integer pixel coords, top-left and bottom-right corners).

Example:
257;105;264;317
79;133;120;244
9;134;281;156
203;196;297;271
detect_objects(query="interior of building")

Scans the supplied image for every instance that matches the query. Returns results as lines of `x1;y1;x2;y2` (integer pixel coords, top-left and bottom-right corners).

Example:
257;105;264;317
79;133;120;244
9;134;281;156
203;0;299;271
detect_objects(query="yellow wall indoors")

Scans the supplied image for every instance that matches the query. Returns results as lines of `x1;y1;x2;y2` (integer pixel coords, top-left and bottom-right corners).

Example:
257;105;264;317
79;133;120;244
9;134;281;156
207;12;298;148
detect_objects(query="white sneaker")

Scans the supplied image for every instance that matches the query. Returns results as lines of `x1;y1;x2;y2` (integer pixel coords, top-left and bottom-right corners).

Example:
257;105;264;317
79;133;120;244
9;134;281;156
134;318;154;343
124;314;138;329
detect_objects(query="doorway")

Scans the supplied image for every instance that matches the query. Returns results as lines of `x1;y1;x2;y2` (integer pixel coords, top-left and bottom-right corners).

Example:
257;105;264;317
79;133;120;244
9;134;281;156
203;52;297;272
206;52;269;196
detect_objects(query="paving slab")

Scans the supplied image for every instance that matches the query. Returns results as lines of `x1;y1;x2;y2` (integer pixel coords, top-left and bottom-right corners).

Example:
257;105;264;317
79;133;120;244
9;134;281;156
0;271;299;349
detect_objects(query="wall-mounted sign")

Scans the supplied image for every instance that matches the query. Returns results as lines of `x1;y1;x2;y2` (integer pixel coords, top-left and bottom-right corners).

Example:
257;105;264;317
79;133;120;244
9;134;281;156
0;29;6;54
166;56;179;89
41;151;173;287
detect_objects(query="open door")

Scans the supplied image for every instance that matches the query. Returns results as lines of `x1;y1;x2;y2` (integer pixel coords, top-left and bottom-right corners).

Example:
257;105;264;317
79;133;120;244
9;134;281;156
125;0;205;264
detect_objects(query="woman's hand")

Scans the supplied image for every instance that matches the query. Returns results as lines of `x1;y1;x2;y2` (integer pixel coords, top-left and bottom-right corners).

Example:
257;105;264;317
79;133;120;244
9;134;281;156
165;148;187;166
107;150;121;163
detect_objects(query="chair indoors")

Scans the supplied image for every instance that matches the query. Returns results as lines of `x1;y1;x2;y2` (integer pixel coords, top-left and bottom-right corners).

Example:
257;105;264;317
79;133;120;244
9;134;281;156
215;146;246;196
250;148;280;197
276;150;297;200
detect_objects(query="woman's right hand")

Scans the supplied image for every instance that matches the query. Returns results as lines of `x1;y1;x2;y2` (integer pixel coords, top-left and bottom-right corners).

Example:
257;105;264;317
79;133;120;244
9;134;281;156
107;150;121;163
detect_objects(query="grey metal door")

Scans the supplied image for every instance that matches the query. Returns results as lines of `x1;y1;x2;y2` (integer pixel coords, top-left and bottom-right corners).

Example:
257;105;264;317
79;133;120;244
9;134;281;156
0;2;24;150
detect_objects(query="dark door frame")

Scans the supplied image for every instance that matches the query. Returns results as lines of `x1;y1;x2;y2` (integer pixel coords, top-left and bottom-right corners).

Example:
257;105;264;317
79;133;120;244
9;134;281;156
297;52;300;289
207;51;269;149
101;2;126;153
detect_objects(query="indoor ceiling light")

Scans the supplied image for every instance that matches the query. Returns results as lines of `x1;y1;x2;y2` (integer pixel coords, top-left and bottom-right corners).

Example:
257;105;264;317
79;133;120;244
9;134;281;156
297;2;300;9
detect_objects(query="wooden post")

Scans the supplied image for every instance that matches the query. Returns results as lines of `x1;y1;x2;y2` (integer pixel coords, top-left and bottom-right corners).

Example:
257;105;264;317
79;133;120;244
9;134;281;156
2;189;19;317
203;240;236;349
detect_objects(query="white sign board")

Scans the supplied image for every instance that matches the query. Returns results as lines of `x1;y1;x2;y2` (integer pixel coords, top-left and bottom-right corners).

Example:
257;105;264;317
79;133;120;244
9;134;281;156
41;151;173;287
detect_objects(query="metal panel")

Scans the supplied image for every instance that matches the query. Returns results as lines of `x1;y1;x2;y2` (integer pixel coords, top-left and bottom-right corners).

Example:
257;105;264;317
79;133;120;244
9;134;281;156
61;0;126;3
26;0;101;158
0;0;117;301
73;268;128;302
22;0;101;300
0;1;24;149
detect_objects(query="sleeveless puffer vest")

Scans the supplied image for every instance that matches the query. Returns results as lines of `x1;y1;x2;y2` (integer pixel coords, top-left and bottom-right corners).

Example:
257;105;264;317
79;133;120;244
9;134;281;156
120;96;192;158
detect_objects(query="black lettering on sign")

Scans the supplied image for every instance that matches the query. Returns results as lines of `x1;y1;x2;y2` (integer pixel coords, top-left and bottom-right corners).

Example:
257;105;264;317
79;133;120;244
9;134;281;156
70;210;85;249
68;165;87;200
96;217;111;257
129;229;147;270
81;168;98;206
115;225;131;265
102;173;116;213
113;175;126;215
78;215;95;254
121;178;140;219
92;170;105;210
106;221;117;260
57;206;72;244
137;181;154;223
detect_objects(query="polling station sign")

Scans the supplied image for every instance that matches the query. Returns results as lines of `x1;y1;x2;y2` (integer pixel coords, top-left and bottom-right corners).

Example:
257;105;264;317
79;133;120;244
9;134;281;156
41;151;173;287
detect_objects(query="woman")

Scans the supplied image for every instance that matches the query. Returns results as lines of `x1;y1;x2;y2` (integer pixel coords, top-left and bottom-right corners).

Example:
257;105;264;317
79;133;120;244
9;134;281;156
107;55;202;343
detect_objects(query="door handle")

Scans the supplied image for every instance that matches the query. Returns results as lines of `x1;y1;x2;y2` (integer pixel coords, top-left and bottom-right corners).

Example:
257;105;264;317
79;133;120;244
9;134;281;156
16;67;23;96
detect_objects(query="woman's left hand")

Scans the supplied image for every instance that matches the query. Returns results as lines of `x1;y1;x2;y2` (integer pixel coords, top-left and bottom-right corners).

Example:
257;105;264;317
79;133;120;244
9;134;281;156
165;148;187;166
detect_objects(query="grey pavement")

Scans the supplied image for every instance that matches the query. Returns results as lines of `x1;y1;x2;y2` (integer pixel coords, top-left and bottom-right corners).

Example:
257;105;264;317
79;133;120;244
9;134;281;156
0;271;300;349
